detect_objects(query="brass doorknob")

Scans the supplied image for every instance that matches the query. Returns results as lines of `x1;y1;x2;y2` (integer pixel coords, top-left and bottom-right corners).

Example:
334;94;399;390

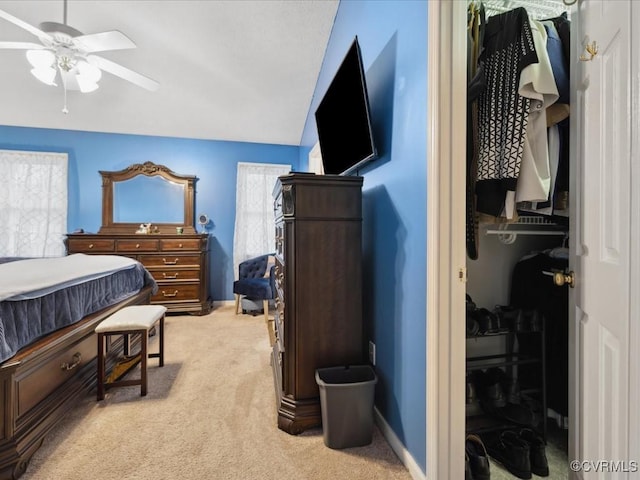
554;271;575;288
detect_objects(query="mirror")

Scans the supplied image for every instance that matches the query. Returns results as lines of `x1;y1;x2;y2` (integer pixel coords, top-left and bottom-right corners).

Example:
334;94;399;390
114;176;185;223
99;161;197;234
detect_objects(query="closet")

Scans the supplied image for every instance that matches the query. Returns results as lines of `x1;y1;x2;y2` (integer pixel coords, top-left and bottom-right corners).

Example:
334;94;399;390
464;1;572;478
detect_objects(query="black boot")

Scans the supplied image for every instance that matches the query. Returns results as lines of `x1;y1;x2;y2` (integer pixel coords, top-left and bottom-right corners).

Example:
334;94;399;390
465;434;490;480
519;428;549;477
486;430;531;479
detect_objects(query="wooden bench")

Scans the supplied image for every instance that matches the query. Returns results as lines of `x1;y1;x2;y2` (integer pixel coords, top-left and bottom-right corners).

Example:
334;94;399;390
96;305;166;400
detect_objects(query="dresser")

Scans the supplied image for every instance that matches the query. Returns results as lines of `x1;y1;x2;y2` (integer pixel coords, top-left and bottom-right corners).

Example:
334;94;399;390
272;173;365;434
66;233;211;315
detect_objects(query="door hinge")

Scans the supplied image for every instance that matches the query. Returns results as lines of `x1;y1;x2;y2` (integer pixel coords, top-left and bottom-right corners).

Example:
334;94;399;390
458;267;467;283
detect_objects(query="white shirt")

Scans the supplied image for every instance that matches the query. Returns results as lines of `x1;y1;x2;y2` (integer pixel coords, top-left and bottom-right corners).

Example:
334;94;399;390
503;19;559;218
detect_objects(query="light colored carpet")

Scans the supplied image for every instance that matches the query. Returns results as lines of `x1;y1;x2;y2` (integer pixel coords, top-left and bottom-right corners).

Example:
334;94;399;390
20;305;411;480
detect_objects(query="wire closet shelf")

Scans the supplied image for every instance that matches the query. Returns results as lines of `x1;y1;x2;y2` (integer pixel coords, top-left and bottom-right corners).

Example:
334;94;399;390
474;0;573;19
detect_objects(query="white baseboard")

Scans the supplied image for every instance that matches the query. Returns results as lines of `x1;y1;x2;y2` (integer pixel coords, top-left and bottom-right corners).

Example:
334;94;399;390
374;407;426;480
212;300;235;307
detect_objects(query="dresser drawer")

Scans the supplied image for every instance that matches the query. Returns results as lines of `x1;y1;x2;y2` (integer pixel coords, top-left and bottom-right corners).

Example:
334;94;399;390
160;239;201;251
274;311;285;353
67;238;115;253
150;269;200;282
116;239;159;252
274;258;285;295
139;254;201;267
152;284;201;302
273;190;283;221
275;222;284;259
17;334;96;416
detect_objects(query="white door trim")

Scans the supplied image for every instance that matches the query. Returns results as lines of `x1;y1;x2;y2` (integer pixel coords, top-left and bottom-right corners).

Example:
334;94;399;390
628;0;640;465
426;1;466;478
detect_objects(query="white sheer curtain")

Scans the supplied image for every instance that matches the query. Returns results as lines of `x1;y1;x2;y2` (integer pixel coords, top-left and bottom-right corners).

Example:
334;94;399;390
0;150;68;257
233;162;290;278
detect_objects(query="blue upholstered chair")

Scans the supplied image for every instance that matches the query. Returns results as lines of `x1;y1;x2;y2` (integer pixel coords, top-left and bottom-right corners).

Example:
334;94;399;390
233;253;276;323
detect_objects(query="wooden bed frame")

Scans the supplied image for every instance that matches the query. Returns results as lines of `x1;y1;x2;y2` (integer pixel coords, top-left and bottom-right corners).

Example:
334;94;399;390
0;286;153;479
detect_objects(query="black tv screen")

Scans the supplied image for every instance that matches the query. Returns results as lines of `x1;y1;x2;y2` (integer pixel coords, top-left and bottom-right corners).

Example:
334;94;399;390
315;37;376;175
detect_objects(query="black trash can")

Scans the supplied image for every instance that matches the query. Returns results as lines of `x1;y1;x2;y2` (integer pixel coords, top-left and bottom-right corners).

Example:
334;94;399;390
315;365;377;449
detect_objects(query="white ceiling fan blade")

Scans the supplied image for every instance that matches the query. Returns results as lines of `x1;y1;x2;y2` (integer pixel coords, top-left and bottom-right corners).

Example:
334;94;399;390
0;41;45;50
88;55;159;92
0;9;53;42
74;31;136;53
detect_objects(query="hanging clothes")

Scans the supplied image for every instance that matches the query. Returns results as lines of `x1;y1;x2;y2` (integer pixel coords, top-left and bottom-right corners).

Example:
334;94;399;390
527;19;570;215
548;12;571;216
510;251;569;418
466;2;487;259
510;18;559;217
475;7;539;218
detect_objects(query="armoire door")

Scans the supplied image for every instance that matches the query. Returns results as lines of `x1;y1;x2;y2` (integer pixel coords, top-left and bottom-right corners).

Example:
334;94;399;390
570;0;634;475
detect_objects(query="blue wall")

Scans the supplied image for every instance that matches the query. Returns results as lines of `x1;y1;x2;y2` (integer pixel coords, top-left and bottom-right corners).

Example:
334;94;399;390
0;125;299;301
299;0;427;472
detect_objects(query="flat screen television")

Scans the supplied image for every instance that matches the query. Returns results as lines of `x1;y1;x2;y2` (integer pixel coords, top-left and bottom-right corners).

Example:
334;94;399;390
315;37;377;175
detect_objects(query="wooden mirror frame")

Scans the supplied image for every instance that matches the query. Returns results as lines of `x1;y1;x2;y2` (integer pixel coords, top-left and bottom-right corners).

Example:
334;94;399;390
98;161;197;234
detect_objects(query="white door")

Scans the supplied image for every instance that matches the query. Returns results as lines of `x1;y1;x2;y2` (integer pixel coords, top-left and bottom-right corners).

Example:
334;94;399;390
570;0;633;477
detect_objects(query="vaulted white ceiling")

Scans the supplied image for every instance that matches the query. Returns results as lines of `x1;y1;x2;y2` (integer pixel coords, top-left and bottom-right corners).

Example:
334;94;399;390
0;0;338;145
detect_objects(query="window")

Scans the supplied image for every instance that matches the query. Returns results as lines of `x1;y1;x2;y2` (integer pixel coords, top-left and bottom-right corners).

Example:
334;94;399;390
233;162;290;277
0;150;68;257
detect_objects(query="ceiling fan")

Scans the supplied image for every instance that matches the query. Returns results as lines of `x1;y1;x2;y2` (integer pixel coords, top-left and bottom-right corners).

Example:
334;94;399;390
0;0;159;113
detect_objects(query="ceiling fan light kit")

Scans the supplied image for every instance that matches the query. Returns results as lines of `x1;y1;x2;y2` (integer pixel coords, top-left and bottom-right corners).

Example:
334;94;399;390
0;0;159;113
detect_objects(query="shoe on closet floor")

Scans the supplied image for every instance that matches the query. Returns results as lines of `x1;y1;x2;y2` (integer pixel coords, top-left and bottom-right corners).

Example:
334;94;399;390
519;428;549;477
465;434;490;480
465;452;473;480
486;430;531;479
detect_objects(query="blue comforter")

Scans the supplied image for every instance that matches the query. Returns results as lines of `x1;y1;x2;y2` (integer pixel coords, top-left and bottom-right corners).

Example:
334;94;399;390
0;259;157;363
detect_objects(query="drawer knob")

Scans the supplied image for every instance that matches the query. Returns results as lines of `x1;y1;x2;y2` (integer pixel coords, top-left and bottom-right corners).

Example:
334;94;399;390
88;244;94;249
178;243;183;248
60;352;82;371
136;243;140;248
163;272;179;279
163;258;179;265
162;290;179;298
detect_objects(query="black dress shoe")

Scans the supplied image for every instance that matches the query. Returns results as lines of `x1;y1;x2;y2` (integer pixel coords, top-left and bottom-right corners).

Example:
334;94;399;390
465;452;473;480
474;308;499;334
481;367;507;409
465;434;490;480
494;305;521;332
471;369;506;411
487;430;531;479
467;313;480;337
519;428;549;477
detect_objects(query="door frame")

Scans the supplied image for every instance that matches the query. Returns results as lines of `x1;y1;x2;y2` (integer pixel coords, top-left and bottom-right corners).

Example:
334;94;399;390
425;1;466;478
427;1;640;477
630;2;640;463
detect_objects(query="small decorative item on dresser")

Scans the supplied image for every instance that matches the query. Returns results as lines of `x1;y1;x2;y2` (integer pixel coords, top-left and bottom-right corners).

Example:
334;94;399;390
176;226;183;234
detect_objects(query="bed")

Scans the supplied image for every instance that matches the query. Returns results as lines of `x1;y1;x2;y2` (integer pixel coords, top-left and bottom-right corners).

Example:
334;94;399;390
0;254;157;479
